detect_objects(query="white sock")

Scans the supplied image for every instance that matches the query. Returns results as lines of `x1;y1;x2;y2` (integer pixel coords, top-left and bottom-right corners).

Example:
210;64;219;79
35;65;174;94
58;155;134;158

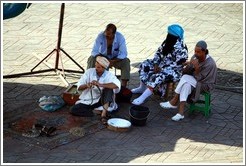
131;81;147;94
132;88;153;105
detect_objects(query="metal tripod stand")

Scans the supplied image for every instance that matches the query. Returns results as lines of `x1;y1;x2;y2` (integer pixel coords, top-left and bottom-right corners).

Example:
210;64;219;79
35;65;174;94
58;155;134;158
3;3;85;86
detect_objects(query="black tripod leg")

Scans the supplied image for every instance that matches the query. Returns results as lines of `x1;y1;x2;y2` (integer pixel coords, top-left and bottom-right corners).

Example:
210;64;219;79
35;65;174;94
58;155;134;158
3;69;54;78
31;49;56;72
60;48;85;73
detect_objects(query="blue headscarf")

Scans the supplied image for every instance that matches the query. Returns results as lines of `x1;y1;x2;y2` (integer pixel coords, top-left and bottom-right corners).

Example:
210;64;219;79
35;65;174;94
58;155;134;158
167;24;184;40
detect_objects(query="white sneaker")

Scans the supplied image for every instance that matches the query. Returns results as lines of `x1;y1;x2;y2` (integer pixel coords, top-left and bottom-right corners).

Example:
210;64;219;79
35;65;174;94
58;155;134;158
171;113;184;121
131;87;146;94
131;98;144;105
159;101;177;109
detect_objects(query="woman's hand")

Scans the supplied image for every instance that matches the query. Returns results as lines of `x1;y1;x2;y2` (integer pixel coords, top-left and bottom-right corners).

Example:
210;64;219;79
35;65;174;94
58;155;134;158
154;64;161;73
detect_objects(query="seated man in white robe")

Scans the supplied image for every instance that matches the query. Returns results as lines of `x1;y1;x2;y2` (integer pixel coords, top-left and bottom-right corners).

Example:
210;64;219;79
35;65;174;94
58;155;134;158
70;56;121;125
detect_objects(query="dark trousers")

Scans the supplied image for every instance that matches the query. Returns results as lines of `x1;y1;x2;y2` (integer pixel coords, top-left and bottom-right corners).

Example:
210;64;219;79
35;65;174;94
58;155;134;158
70;88;114;117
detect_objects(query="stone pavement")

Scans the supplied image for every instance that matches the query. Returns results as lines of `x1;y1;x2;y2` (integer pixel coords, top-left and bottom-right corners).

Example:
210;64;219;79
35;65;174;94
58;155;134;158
1;2;244;164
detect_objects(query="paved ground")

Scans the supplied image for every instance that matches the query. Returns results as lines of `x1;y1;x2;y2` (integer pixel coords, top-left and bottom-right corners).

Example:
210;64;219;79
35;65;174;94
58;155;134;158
1;2;244;164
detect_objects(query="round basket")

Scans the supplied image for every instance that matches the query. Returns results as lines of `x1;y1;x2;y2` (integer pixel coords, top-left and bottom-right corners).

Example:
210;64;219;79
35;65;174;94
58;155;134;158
107;118;131;132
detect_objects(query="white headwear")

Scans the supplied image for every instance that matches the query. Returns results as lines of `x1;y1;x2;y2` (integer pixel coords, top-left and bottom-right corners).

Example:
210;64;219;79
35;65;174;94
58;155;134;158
96;56;110;69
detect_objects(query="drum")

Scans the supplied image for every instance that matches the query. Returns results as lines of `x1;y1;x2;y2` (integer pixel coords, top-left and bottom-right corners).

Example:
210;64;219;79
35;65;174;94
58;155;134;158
107;118;131;132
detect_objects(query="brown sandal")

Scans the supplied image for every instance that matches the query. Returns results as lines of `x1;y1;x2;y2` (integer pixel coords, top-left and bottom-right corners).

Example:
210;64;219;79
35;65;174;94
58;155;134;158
39;125;57;137
101;116;108;125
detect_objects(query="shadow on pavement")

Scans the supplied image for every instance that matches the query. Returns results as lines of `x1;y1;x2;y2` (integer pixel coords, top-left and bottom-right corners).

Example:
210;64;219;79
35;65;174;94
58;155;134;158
3;70;243;163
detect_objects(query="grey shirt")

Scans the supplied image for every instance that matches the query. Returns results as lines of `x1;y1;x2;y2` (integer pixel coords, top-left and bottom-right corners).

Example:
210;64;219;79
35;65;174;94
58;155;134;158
193;54;217;102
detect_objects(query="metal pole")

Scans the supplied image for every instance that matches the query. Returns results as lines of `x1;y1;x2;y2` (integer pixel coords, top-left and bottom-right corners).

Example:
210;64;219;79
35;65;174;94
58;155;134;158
55;3;65;69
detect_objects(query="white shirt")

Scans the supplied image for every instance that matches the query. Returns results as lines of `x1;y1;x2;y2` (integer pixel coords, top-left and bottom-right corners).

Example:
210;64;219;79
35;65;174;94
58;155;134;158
75;68;121;105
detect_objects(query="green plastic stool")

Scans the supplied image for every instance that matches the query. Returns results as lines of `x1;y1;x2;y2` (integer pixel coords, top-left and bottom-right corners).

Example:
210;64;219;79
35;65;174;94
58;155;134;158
189;92;211;117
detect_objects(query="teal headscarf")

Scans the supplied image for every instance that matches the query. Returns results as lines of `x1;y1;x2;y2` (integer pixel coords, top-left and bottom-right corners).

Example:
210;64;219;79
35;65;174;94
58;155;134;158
3;3;31;20
167;24;184;40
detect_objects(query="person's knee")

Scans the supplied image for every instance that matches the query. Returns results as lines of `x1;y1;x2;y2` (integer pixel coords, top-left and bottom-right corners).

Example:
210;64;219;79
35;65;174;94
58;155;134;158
87;56;96;69
70;107;77;115
183;83;192;93
70;104;79;114
115;58;130;69
123;58;130;69
117;58;130;80
101;88;114;103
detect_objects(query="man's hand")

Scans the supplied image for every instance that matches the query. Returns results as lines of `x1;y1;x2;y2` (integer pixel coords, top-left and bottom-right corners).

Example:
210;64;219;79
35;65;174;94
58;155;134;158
190;58;199;70
90;80;101;87
190;58;200;75
86;82;93;88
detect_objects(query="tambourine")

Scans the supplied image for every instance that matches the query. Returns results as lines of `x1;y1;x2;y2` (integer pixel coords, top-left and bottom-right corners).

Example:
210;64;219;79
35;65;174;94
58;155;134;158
107;118;131;132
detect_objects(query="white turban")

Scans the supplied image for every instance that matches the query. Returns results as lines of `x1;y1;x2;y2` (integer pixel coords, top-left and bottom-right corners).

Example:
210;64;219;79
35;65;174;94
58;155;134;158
96;56;110;69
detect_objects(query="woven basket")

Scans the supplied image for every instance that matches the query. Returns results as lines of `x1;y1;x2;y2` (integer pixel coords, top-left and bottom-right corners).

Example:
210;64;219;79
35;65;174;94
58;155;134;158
62;84;80;105
107;118;131;132
107;125;130;132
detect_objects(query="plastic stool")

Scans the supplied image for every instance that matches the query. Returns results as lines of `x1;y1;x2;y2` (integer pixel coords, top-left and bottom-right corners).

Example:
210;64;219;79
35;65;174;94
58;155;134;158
189;92;211;117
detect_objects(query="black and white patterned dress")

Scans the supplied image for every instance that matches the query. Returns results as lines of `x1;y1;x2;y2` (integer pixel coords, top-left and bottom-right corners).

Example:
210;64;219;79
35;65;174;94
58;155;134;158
138;39;188;97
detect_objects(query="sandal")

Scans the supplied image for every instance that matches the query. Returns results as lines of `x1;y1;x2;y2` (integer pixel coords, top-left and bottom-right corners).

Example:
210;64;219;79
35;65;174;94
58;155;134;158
47;127;57;137
101;116;108;125
41;126;57;137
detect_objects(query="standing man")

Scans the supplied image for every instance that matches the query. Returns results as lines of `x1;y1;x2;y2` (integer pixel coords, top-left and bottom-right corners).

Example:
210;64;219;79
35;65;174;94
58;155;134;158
71;56;121;125
160;40;217;121
87;23;130;87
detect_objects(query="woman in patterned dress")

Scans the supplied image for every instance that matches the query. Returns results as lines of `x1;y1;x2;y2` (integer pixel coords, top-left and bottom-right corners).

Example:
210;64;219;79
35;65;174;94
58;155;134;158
131;24;188;105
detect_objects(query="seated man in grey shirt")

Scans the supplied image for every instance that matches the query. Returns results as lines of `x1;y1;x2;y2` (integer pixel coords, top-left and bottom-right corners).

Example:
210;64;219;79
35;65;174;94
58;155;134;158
160;40;217;121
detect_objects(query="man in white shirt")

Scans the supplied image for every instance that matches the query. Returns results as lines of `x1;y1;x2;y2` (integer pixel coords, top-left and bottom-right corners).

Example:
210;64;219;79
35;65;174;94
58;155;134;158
70;56;121;125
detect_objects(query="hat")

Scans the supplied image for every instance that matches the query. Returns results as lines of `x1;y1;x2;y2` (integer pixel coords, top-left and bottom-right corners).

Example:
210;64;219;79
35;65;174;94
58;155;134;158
96;56;110;69
196;40;207;50
167;24;184;39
